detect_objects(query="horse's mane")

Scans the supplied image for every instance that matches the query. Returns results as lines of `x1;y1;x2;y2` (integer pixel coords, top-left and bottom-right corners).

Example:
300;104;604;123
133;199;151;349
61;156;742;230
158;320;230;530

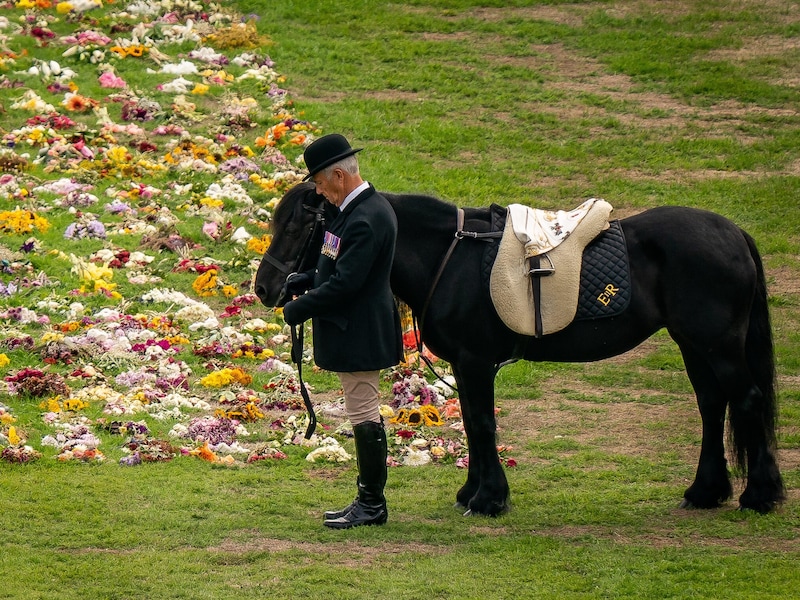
382;191;495;233
382;191;455;215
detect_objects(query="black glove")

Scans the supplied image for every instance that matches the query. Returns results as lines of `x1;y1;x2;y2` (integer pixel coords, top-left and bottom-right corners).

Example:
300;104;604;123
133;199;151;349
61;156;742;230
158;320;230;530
282;300;302;326
284;272;312;297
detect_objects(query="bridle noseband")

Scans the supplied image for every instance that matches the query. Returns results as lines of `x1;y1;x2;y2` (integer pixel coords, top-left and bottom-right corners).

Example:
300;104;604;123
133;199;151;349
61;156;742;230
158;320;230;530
261;203;328;279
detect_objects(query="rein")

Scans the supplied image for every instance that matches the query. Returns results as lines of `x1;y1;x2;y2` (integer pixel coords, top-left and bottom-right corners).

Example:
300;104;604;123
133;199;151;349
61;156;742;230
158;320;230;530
291;322;317;439
413;207;502;391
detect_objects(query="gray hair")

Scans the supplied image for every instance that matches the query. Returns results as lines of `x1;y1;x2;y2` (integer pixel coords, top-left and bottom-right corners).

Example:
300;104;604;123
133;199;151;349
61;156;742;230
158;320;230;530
320;154;360;178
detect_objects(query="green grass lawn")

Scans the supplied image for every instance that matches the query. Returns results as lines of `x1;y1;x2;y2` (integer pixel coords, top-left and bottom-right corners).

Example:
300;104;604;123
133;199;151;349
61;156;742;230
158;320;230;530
1;0;798;598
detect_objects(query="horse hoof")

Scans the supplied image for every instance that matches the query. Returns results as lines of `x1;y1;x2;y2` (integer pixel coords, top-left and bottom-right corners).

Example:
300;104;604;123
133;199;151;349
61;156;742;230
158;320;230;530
679;499;695;509
462;508;473;517
738;503;775;514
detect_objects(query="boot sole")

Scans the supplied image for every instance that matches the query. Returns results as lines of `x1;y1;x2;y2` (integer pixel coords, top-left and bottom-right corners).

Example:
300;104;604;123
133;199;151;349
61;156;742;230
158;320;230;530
323;516;387;529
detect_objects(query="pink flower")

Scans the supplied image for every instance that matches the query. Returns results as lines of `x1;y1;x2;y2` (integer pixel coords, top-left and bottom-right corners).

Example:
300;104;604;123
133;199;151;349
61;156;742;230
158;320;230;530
98;72;127;89
202;222;219;240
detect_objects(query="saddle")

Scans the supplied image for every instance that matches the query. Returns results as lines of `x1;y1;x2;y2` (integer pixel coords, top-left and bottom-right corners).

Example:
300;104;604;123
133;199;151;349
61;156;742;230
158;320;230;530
489;199;614;337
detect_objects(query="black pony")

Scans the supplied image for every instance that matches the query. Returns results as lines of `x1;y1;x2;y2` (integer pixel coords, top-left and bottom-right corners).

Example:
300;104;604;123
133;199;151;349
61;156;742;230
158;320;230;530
256;182;785;516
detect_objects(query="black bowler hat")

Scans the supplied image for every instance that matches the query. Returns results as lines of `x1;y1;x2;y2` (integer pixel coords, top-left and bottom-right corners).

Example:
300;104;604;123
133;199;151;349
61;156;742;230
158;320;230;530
303;134;362;180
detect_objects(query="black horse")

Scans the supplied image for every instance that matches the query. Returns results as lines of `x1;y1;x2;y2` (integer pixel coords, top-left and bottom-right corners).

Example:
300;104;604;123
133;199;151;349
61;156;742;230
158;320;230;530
256;182;786;516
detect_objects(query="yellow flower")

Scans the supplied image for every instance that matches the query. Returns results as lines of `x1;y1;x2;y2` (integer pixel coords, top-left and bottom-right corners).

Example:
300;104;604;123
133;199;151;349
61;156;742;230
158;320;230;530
63;398;89;412
421;405;445;427
8;426;21;446
40;332;64;344
199;197;224;208
246;234;271;254
39;397;62;413
222;285;238;298
0;354;9;368
0;412;16;425
191;83;209;95
389;408;408;425
200;367;253;388
0;210;50;234
107;146;131;163
56;1;73;12
430;445;446;459
406;409;423;426
192;270;218;297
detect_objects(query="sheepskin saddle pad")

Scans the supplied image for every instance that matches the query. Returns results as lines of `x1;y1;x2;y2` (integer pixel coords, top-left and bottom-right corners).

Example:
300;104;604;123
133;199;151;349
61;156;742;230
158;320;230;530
489;198;614;336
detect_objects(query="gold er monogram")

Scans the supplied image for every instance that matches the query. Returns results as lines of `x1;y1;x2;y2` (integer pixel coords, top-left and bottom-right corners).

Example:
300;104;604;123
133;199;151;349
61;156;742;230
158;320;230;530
597;283;619;306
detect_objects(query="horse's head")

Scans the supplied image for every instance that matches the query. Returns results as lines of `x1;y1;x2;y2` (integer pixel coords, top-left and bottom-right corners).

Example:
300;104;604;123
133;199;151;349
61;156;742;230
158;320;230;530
254;182;336;307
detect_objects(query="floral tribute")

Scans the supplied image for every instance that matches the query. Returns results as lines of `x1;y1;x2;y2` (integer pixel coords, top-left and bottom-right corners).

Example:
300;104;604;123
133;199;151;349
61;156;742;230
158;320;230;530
0;0;513;470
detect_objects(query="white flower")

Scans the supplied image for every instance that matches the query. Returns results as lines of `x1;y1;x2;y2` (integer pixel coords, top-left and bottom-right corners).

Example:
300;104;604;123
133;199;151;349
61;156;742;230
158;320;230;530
306;441;353;463
159;77;195;94
403;448;432;467
160;60;199;75
433;376;457;397
230;226;251;243
10;90;55;113
168;423;190;438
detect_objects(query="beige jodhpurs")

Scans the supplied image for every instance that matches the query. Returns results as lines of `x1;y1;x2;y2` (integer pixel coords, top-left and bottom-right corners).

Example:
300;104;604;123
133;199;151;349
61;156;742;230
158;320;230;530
338;370;381;425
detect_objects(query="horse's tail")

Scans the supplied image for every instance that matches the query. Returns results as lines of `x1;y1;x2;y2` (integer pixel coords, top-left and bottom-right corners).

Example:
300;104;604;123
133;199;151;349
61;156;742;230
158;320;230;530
728;231;781;484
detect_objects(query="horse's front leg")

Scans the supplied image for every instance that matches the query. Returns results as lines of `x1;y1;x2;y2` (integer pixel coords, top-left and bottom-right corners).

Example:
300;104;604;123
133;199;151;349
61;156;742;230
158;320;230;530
452;356;510;517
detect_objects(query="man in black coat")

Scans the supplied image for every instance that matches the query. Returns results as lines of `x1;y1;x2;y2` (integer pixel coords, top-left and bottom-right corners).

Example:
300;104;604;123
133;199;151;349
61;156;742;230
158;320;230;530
282;134;403;529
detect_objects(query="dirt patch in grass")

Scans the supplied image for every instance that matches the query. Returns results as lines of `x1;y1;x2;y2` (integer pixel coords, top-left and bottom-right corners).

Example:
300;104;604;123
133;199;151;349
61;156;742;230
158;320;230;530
208;532;447;564
769;265;800;297
497;371;700;462
531;517;800;552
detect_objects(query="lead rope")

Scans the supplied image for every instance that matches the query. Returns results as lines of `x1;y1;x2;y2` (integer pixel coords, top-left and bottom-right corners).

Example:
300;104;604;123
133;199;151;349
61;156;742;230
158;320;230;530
290;322;317;439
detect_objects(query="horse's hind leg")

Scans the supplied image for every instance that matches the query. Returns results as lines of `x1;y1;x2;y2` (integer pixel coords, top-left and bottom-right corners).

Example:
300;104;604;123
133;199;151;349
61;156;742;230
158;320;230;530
678;346;733;508
679;342;784;512
451;355;510;516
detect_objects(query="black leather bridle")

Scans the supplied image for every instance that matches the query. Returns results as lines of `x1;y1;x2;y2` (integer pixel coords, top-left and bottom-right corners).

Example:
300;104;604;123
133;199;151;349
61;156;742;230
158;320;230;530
262;202;328;439
261;203;328;292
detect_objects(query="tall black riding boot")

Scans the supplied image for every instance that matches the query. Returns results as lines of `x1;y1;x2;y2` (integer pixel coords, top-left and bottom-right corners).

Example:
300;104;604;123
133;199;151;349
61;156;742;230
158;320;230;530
324;420;388;529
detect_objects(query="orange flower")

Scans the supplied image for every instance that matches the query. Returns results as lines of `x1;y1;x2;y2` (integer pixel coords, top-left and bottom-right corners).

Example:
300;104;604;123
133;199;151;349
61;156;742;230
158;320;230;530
442;398;461;419
196;442;217;462
272;123;289;137
63;93;96;112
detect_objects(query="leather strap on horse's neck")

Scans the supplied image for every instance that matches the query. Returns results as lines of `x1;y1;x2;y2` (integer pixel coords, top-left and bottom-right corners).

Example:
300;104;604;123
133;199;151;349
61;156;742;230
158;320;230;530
413;207;502;392
290;323;317;439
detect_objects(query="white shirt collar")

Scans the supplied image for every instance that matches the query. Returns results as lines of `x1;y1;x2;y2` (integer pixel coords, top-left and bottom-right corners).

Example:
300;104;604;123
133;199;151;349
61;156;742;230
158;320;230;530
339;181;370;212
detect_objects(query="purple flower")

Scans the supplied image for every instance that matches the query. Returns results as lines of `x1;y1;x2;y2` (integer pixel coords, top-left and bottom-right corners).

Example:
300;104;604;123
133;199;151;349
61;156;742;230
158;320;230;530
105;200;134;214
88;220;106;238
0;282;18;296
120;451;142;466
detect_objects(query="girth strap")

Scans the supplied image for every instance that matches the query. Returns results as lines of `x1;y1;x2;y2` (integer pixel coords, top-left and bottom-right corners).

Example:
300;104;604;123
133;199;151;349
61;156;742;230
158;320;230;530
528;253;554;338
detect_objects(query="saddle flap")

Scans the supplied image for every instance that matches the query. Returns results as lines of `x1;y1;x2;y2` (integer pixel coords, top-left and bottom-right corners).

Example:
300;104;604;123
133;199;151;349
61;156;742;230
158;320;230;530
490;199;613;336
